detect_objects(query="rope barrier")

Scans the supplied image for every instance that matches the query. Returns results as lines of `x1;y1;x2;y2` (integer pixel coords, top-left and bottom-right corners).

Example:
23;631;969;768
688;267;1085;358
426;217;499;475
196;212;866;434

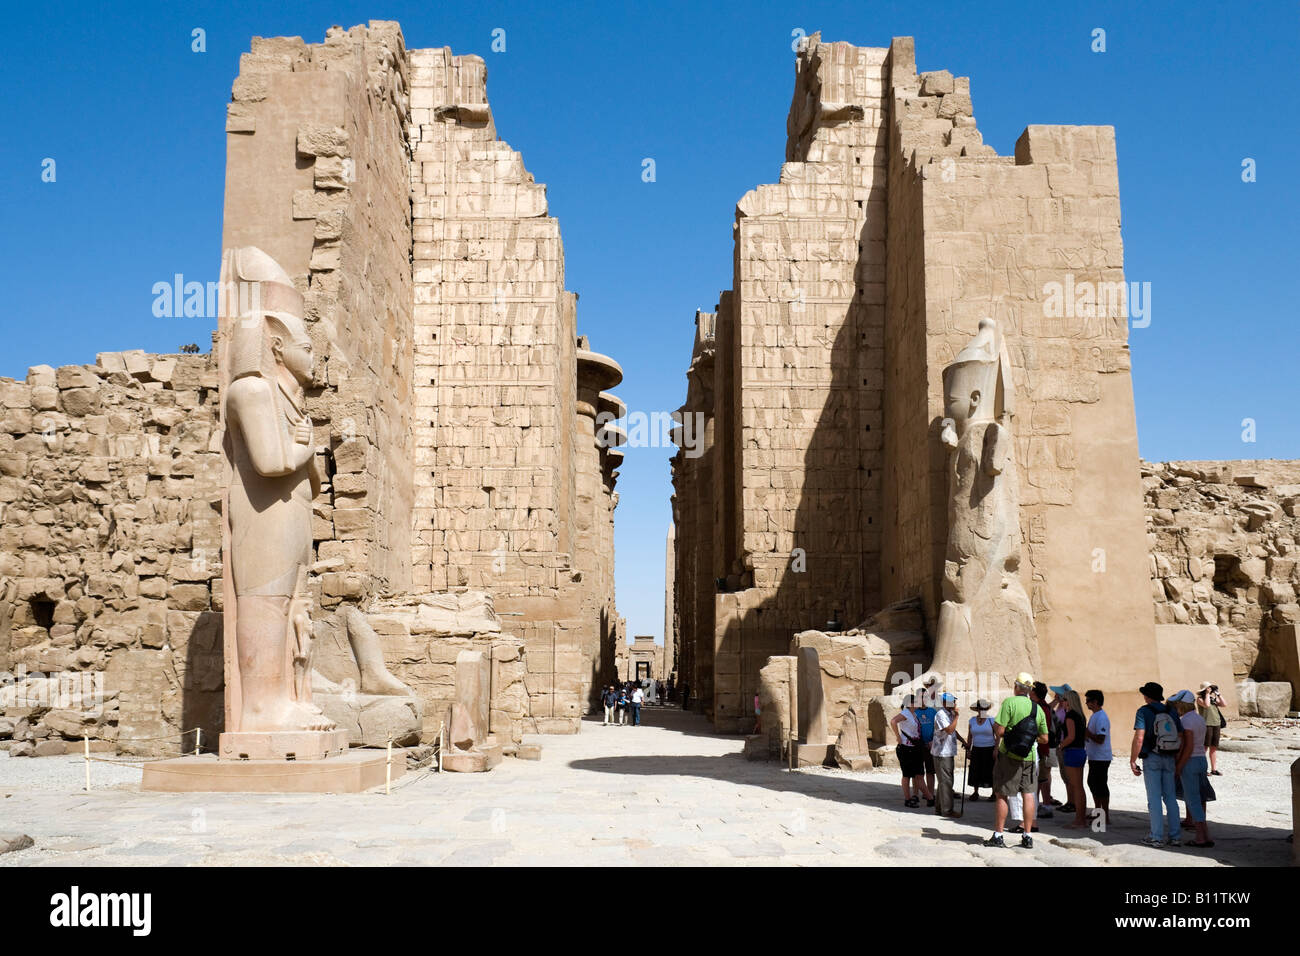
110;728;202;744
86;753;187;764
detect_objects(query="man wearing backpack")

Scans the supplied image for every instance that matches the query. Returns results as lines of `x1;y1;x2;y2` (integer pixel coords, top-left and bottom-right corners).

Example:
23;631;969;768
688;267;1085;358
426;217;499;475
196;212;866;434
1130;681;1188;847
984;673;1049;849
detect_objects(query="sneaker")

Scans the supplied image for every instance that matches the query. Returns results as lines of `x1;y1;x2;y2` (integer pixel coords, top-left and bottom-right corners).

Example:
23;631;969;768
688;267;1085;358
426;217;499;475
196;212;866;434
1019;834;1033;849
1164;838;1181;848
983;833;1006;848
1038;806;1054;818
926;799;935;807
1141;835;1163;847
1059;803;1076;813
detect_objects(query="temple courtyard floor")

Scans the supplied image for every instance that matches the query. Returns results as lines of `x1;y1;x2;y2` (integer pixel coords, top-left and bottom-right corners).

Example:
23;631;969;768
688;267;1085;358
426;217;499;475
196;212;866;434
0;707;1295;866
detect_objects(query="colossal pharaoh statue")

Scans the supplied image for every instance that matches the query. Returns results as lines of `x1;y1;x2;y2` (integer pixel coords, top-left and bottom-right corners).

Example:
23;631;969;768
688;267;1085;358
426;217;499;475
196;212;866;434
931;318;1040;686
218;247;343;757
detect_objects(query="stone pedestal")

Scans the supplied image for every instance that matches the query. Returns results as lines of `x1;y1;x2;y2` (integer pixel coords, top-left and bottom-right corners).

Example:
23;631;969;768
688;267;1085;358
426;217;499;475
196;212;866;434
442;740;503;773
142;751;401;793
218;730;349;761
794;742;833;768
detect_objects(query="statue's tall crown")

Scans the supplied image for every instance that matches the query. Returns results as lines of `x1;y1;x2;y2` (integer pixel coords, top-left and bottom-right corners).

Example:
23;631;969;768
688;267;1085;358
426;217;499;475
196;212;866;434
222;246;309;380
943;317;1016;420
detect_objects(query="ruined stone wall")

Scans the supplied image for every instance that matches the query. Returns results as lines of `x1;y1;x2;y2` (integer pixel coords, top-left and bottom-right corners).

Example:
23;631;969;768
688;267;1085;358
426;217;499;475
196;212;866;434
0;352;224;753
1145;460;1300;680
222;21;415;601
406;48;619;730
879;37;1158;698
689;39;890;731
671;313;716;712
675;35;1167;726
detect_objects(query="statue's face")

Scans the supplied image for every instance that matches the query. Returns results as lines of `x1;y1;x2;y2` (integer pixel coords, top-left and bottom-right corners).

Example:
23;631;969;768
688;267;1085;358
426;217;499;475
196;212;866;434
943;360;989;429
273;334;314;385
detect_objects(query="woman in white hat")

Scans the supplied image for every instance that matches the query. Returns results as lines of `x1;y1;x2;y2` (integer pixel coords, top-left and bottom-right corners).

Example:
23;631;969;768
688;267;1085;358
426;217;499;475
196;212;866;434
967;698;996;801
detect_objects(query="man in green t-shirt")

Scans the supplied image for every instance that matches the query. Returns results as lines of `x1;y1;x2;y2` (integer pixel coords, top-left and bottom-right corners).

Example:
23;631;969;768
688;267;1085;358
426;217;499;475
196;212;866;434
984;673;1050;850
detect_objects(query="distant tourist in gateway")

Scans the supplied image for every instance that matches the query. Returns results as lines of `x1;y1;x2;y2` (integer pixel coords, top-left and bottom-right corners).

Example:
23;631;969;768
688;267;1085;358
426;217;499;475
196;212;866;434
631;684;644;726
617;685;629;726
984;672;1049;849
1131;680;1186;847
602;685;618;726
966;699;996;801
890;695;933;808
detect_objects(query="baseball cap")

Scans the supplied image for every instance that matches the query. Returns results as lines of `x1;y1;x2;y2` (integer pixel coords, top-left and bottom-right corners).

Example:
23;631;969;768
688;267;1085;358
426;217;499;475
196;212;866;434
1168;689;1195;704
940;692;957;705
1014;672;1034;687
1048;683;1074;696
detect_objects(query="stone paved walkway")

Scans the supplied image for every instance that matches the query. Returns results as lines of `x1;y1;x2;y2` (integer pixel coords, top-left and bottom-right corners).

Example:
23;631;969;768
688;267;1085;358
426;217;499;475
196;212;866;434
0;707;1293;866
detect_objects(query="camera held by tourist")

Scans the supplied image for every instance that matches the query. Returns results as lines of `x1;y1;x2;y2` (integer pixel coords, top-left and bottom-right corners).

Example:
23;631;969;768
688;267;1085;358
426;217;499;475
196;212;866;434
1197;681;1227;776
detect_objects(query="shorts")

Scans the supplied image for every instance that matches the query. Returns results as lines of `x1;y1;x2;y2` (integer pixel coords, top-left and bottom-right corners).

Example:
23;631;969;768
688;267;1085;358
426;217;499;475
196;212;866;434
897;743;925;779
993;750;1039;797
921;748;935;775
1205;725;1221;748
1040;750;1057;770
1062;747;1086;769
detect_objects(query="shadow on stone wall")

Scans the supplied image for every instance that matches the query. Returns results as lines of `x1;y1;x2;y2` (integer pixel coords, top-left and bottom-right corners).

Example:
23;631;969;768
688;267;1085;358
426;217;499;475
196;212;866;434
181;610;225;750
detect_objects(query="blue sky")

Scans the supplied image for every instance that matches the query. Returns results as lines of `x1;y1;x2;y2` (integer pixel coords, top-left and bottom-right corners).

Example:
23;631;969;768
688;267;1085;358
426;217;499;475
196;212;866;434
3;1;1297;645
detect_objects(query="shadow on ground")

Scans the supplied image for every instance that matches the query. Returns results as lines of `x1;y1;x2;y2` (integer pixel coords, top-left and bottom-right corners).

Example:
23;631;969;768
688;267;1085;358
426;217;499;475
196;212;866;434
567;747;1290;866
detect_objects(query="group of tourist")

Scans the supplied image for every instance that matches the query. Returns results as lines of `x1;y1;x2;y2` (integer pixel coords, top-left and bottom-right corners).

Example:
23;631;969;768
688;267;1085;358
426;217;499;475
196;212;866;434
889;674;1229;851
602;683;644;726
601;678;669;726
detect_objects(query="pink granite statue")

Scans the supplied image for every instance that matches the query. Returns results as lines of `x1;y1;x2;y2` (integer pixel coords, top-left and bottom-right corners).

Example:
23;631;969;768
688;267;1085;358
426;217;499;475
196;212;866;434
221;247;335;735
931;318;1040;686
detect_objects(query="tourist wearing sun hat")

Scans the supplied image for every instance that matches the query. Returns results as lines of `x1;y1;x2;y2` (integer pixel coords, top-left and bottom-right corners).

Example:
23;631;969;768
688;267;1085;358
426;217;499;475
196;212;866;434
967;698;996;801
1196;681;1227;776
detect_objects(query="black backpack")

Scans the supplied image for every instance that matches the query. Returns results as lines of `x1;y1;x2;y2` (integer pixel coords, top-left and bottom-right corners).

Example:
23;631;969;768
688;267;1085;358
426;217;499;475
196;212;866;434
1003;700;1040;759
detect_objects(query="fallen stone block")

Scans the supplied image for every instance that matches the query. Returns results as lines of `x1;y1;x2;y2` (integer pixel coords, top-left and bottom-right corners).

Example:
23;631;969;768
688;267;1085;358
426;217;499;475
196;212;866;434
515;742;542;761
1238;680;1292;718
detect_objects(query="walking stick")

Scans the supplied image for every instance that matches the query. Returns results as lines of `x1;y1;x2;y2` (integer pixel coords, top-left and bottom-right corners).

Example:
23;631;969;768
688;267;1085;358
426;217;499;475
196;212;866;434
960;745;969;816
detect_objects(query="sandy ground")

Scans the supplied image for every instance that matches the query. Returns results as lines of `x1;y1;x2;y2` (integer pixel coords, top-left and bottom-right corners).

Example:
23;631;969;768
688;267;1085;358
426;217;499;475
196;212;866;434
0;707;1294;866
